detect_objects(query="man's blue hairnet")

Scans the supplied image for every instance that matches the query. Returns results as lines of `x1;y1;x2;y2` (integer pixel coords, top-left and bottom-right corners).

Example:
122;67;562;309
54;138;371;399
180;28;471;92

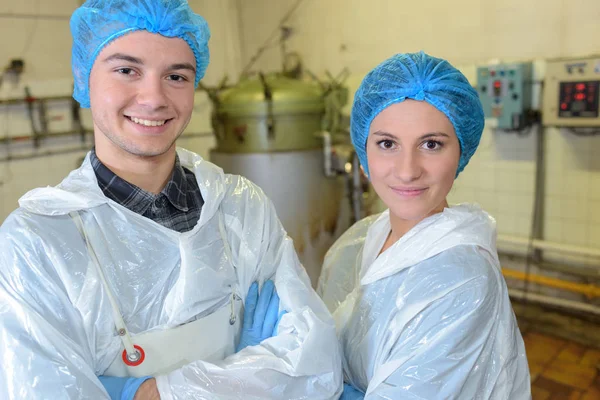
70;0;210;108
350;51;484;177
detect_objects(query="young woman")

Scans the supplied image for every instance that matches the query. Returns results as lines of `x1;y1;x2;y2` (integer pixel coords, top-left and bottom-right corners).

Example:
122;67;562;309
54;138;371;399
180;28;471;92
318;52;531;400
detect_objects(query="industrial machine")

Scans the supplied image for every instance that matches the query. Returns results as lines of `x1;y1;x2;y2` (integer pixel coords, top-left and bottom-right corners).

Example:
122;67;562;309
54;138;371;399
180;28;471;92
542;55;600;127
203;71;364;287
477;62;534;130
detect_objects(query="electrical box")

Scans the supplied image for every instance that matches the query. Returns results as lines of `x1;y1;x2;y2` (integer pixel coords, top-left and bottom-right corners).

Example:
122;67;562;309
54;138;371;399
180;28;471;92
477;62;533;130
542;55;600;127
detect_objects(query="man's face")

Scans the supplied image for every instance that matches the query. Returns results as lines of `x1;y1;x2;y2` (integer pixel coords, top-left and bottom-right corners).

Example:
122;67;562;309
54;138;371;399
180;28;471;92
89;30;196;159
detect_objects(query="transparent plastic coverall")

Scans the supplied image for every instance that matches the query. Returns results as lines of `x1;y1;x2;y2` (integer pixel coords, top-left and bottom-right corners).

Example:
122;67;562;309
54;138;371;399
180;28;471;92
318;205;531;399
0;148;342;399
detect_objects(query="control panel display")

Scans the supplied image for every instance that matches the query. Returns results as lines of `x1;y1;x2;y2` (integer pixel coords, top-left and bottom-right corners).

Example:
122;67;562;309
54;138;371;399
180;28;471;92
542;56;600;127
477;63;532;130
558;81;599;118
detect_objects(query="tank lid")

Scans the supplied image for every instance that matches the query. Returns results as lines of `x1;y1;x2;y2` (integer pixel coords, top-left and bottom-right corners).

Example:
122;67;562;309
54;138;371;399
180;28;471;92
217;73;325;116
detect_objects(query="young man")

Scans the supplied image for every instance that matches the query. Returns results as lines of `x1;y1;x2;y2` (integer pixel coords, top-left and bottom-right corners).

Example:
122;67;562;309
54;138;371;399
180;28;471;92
0;1;341;399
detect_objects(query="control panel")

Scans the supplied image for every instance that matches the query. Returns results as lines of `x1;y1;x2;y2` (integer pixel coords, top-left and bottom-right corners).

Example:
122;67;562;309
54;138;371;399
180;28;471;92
543;56;600;127
477;63;533;130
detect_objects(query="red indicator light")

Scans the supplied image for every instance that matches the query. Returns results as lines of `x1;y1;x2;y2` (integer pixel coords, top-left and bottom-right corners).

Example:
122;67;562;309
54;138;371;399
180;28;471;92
493;80;502;88
575;93;585;101
575;83;586;91
560;103;568;110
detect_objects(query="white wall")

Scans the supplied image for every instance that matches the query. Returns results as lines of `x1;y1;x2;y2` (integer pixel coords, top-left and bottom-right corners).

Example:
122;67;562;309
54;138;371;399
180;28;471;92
237;0;600;273
0;0;75;82
238;0;600;76
0;0;241;222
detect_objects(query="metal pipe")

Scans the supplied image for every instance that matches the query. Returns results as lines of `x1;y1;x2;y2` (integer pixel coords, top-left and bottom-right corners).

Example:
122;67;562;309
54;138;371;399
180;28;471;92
321;131;334;177
508;288;600;316
0;13;70;21
498;251;600;279
498;234;600;258
502;268;600;299
0;145;91;162
0;95;73;105
531;123;545;263
0;130;92;145
178;132;214;140
0;131;211;145
0;132;213;162
351;153;362;223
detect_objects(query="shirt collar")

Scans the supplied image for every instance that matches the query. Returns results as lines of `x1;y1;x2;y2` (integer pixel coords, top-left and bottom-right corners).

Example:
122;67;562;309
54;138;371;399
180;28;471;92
162;156;190;212
90;149;189;213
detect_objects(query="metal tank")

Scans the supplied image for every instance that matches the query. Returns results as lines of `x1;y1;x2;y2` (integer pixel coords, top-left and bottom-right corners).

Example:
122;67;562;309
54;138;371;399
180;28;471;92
205;72;355;287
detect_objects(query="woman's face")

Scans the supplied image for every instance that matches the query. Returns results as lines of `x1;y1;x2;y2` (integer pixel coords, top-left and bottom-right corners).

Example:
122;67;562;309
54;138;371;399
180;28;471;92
366;100;460;224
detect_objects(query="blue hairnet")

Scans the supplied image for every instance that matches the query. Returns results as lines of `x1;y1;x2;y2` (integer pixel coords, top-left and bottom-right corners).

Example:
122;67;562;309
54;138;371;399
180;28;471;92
70;0;210;108
350;51;484;177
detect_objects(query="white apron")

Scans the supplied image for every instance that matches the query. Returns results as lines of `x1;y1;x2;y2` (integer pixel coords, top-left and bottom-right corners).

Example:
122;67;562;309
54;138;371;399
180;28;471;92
71;210;243;378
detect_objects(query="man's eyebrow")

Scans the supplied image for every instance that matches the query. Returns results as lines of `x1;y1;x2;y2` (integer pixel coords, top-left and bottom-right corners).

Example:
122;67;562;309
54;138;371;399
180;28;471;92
102;54;196;75
102;53;143;64
169;63;196;74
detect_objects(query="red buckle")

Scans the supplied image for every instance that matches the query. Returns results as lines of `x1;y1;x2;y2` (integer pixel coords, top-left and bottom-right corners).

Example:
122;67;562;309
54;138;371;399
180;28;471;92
122;345;145;367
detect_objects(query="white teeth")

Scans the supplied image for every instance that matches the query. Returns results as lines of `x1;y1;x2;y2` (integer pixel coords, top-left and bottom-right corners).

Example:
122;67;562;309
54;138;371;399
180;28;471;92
130;117;167;127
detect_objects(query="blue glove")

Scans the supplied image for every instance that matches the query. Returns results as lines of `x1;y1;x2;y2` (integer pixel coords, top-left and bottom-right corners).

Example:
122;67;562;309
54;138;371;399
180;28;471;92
339;383;365;400
98;375;152;400
236;280;282;352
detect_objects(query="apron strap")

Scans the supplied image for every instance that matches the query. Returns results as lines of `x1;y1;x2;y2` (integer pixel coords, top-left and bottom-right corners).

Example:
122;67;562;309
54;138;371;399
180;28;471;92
69;211;139;359
217;209;241;325
218;209;235;264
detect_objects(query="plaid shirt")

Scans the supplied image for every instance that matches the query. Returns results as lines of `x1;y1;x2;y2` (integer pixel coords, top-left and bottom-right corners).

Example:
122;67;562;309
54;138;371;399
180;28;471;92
90;150;204;233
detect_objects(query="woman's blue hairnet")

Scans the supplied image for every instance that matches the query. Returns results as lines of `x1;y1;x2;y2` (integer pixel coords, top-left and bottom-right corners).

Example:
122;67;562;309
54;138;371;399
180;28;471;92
70;0;210;108
350;51;484;177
